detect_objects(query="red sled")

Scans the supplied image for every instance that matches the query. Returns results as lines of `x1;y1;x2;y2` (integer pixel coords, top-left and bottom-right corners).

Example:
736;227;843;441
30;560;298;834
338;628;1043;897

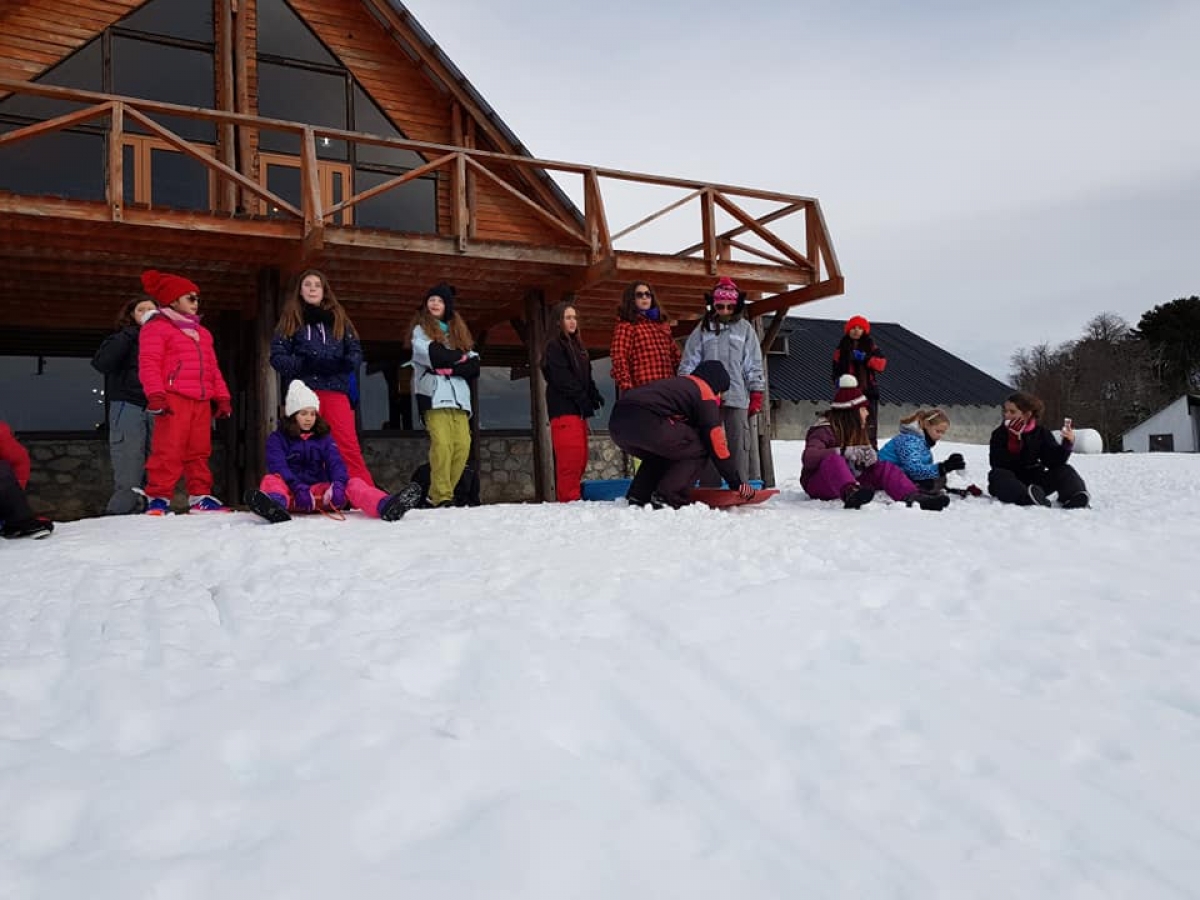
690;487;779;509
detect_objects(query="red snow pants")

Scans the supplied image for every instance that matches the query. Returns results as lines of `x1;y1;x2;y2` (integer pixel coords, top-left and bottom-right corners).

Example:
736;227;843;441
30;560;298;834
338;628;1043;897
550;414;589;502
145;395;213;499
316;389;374;487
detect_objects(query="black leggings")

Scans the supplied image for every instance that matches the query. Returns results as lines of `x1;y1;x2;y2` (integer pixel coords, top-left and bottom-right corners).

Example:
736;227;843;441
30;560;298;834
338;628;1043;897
988;464;1086;506
0;460;35;525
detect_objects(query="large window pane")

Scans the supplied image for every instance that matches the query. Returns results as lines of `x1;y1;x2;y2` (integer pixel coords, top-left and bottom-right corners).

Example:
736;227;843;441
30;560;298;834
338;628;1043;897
257;62;347;159
0;357;105;431
257;0;339;65
112;37;216;142
0;38;102;121
0;130;104;200
478;367;531;430
150;147;210;210
264;161;301;217
352;85;424;169
122;144;136;203
117;0;215;44
353;170;436;233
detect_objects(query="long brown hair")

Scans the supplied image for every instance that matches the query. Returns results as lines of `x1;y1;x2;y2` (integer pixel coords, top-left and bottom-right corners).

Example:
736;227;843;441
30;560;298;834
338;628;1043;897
409;302;474;351
548;301;588;374
115;295;155;329
825;406;871;447
1006;391;1045;420
276;269;357;341
617;281;669;324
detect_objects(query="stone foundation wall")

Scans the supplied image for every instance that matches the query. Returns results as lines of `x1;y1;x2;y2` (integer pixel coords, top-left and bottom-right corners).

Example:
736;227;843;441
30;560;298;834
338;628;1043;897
21;432;631;519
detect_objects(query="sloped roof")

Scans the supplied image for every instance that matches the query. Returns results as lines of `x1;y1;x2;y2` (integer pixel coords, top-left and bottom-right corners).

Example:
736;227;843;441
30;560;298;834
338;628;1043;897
768;317;1012;406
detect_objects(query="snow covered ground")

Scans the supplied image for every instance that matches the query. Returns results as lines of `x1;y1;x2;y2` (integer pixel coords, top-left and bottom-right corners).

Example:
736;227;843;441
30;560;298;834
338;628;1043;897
2;440;1199;899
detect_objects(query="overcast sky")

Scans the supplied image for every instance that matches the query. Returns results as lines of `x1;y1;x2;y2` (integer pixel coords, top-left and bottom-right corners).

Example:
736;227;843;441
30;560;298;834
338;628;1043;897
403;0;1199;381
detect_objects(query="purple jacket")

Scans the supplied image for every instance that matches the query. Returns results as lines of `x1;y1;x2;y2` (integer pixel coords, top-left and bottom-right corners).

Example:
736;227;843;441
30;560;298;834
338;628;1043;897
265;428;348;490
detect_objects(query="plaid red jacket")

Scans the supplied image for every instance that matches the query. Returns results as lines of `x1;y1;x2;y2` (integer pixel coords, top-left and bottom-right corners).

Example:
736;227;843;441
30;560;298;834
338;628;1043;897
609;318;682;391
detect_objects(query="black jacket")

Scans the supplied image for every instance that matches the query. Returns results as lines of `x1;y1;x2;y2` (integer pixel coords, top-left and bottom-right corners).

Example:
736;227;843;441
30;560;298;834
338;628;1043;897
543;337;602;420
989;421;1072;481
92;326;147;407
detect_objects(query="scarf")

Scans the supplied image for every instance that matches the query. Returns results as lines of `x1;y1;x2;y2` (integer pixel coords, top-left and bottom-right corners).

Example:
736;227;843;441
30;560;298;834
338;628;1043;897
1005;415;1036;455
159;307;200;342
302;305;334;327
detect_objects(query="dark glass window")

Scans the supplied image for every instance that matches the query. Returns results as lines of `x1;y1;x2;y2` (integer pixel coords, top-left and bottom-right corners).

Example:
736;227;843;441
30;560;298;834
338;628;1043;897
0;130;104;200
0;357;105;431
0;38;102;121
264;161;301;217
352;85;423;169
257;0;339;65
257;62;347;159
149;147;211;210
117;0;215;44
478;367;531;430
111;37;216;142
122;144;136;202
353;169;436;233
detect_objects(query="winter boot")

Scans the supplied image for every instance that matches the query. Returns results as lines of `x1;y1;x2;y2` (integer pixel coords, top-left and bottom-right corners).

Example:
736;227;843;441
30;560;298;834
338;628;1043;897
1027;484;1052;507
1061;490;1090;509
0;517;54;540
189;494;231;513
145;497;170;516
906;491;950;512
245;489;291;524
841;483;876;510
378;481;425;522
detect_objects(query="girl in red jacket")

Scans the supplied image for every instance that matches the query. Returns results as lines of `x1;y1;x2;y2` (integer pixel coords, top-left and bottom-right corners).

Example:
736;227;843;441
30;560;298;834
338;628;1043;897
138;270;233;514
0;422;53;539
832;315;887;446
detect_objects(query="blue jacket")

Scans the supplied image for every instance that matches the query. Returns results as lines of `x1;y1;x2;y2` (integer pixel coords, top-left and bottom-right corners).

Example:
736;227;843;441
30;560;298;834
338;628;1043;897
265;428;348;491
878;421;940;481
270;322;362;395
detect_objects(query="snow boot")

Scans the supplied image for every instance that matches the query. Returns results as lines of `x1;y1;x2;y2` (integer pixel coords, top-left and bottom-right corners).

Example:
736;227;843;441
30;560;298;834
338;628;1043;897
378;481;425;522
906;491;950;512
1061;490;1090;509
189;494;231;513
841;483;876;510
1027;484;1052;507
145;497;170;516
245;489;291;524
0;517;54;540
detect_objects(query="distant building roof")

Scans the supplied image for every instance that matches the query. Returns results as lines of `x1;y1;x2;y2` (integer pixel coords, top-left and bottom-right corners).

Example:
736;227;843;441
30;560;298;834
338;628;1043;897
768;317;1012;406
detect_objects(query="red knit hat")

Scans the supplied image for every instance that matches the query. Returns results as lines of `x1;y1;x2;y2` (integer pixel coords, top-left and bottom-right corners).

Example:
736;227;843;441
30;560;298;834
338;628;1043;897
141;270;199;306
845;315;870;335
831;374;867;409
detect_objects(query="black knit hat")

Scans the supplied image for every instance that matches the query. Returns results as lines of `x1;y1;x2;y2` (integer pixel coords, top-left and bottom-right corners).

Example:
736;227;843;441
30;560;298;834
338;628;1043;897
422;282;456;320
692;360;731;394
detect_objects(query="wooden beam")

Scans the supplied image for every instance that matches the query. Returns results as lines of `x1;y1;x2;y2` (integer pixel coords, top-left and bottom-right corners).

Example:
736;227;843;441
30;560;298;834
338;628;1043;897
711;191;812;270
746;277;846;321
611;188;703;242
217;0;237;214
523;290;555;501
106;100;123;222
464;156;587;245
725;238;793;267
701;188;717;275
808;199;842;279
300;127;324;255
675;201;803;258
232;0;252;213
584;168;611;262
326;152;453;217
0;100;114;149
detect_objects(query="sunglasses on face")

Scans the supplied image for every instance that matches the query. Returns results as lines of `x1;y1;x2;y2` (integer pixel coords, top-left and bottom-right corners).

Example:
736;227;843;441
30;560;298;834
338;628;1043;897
713;302;736;311
634;290;653;299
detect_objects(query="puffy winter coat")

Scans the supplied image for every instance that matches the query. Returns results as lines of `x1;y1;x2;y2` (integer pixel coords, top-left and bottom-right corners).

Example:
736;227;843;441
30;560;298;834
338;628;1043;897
610;316;681;392
543;336;602;420
411;324;479;417
989;420;1072;482
270;320;362;396
138;315;230;403
92;326;147;407
878;420;940;481
832;335;886;397
678;316;764;409
265;428;348;491
0;421;31;488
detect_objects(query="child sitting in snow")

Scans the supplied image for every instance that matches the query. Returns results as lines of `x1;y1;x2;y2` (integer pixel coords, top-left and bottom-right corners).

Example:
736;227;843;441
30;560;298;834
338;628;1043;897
245;381;423;523
800;376;949;511
0;421;53;539
988;391;1089;508
877;408;964;493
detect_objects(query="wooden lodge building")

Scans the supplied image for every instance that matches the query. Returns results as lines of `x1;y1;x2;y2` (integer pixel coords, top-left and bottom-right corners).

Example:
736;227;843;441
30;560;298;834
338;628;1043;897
0;0;843;517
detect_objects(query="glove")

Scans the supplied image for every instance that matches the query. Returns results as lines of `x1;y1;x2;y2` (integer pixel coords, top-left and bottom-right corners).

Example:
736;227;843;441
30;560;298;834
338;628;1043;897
842;444;878;469
852;349;867;362
737;483;757;500
146;393;170;415
291;484;314;512
212;398;232;419
326;482;348;509
938;453;966;475
434;368;453;376
747;391;764;415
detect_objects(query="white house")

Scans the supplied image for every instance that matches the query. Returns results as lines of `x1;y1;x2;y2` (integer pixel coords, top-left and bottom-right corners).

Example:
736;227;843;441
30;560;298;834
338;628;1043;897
1121;395;1200;452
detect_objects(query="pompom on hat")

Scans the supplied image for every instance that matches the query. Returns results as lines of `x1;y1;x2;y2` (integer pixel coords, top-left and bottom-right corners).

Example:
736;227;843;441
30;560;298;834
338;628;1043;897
284;380;321;417
831;374;867;409
140;269;199;307
844;315;870;335
422;282;457;320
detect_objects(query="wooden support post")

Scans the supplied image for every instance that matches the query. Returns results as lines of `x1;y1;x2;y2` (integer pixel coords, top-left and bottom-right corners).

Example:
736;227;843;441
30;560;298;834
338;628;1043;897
252;267;281;486
701;188;717;275
217;0;237;214
524;290;555;502
232;0;252;213
106;101;123;222
216;310;242;502
752;302;777;488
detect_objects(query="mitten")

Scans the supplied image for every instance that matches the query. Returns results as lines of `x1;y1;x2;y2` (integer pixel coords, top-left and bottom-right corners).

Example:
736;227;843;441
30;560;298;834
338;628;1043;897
852;349;867;362
843;444;878;470
291;485;314;512
327;482;348;509
434;368;453;376
212;398;232;419
938;452;966;475
747;391;764;415
146;393;170;415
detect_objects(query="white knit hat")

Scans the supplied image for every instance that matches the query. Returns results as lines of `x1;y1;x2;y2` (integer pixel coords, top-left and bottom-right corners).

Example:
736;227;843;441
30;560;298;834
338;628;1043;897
284;380;320;417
